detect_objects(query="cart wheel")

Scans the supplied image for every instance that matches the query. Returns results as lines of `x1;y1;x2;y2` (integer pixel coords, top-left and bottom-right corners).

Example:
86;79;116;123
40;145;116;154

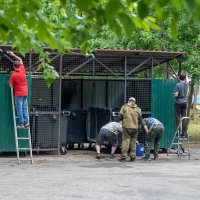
161;148;167;153
88;143;92;150
78;143;81;149
60;146;67;155
67;144;74;150
91;144;96;151
78;143;84;150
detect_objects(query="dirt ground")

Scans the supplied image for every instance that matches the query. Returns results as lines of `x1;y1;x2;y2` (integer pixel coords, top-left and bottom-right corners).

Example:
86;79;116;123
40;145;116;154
0;149;200;200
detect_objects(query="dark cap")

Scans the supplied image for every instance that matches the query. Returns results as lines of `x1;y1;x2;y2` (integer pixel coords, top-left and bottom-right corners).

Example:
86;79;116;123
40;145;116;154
13;61;21;67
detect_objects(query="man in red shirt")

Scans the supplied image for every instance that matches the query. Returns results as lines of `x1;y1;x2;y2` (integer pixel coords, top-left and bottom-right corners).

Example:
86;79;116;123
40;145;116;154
8;51;29;128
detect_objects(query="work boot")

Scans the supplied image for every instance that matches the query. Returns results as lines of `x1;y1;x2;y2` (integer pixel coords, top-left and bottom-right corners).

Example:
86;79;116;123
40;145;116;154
24;123;30;128
180;133;188;139
130;156;136;162
143;156;151;161
154;154;158;160
110;154;114;159
180;133;185;138
17;124;24;129
96;153;101;159
118;157;127;162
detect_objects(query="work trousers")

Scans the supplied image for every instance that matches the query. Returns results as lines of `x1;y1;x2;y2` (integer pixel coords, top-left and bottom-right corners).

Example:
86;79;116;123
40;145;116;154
121;128;138;159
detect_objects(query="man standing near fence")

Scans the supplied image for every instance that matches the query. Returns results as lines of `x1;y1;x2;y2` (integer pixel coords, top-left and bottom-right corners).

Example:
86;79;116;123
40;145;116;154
118;97;142;162
173;71;188;138
8;51;29;128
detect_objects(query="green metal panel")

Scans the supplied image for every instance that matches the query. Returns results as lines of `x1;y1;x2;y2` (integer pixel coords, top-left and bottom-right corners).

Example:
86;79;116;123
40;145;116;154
107;80;124;109
0;74;31;152
82;80;107;109
151;79;178;149
61;79;82;109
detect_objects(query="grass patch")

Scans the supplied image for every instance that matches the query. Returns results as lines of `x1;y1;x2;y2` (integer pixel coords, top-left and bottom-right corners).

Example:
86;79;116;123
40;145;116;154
189;120;200;142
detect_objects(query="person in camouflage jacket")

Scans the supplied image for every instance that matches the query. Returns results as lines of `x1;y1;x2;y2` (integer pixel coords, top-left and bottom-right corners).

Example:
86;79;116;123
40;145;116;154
118;97;142;162
143;117;164;161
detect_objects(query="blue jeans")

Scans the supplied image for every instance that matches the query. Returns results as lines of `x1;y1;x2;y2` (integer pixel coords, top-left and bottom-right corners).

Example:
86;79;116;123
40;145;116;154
15;96;28;125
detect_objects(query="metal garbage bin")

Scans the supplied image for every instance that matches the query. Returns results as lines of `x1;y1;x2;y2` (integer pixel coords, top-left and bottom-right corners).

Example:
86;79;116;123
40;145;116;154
86;107;111;143
65;110;87;149
60;111;71;154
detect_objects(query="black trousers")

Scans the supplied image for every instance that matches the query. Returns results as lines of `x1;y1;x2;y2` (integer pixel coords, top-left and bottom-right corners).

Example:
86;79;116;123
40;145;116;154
174;102;187;133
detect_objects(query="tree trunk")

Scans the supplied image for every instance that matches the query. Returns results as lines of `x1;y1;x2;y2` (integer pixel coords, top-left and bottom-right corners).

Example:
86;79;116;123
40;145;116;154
187;82;194;117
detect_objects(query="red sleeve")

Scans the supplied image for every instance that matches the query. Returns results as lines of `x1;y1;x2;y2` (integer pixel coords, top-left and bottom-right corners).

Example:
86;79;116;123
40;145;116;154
21;64;26;74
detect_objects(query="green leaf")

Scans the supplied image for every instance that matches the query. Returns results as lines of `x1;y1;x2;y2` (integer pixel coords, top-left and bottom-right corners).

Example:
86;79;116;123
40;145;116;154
170;13;178;39
119;12;134;38
109;18;122;37
81;42;90;54
74;0;94;11
105;0;122;21
137;0;149;19
171;0;182;10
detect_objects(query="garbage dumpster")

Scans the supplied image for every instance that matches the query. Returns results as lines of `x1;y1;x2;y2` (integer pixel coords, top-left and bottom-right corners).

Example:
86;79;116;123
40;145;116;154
86;107;111;143
31;111;59;149
65;110;87;149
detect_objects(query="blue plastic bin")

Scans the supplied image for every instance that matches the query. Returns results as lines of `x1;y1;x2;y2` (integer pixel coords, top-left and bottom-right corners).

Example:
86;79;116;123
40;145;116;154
136;143;144;156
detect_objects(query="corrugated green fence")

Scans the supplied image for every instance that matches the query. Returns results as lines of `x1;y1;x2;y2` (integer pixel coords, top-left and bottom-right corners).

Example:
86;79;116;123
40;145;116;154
152;79;178;149
0;74;31;152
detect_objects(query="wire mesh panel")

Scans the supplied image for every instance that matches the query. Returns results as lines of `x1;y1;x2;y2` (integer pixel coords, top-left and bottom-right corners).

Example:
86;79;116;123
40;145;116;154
30;77;60;150
0;48;31;75
126;79;151;112
107;80;124;109
125;79;151;146
62;55;94;78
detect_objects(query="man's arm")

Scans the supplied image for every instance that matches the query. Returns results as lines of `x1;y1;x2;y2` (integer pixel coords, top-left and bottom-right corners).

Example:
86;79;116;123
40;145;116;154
7;51;23;65
174;84;179;98
138;108;142;124
142;119;149;134
143;124;149;134
118;106;124;120
174;92;178;97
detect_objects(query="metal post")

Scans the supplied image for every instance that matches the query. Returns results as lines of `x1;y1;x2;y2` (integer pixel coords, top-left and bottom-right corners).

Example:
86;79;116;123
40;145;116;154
57;54;62;156
178;57;182;76
92;58;95;78
167;62;169;79
151;57;154;78
124;56;127;103
29;52;32;75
